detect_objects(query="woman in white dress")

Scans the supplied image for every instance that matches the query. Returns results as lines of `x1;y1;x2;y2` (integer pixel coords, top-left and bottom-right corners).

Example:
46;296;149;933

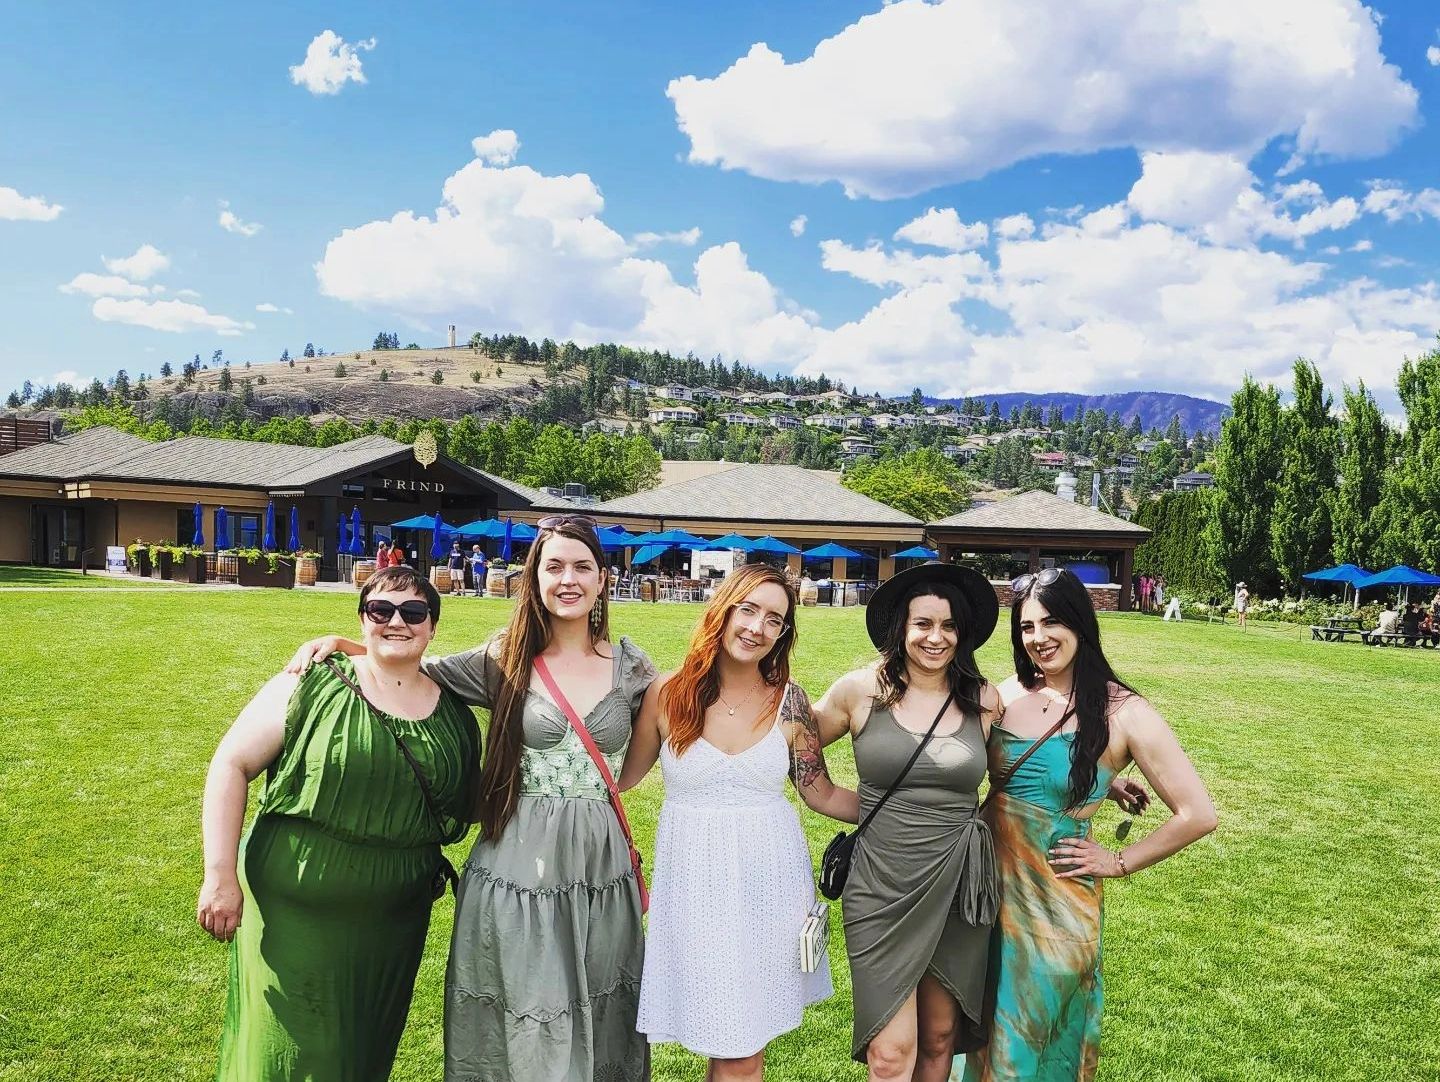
620;563;858;1081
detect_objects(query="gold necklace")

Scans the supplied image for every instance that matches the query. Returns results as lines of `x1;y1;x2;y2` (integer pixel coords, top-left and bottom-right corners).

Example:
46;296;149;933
716;679;762;717
1041;686;1074;714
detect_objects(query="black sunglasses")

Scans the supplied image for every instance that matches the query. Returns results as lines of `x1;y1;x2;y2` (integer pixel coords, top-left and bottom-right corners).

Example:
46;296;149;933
537;514;598;531
361;599;432;625
1011;567;1065;593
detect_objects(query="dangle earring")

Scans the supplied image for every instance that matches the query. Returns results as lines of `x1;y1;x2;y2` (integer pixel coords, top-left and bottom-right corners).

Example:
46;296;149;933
590;601;603;636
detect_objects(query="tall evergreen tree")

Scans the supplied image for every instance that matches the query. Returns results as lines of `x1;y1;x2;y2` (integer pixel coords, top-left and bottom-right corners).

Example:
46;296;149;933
1208;375;1283;593
1331;381;1389;569
1269;360;1337;590
1377;344;1440;570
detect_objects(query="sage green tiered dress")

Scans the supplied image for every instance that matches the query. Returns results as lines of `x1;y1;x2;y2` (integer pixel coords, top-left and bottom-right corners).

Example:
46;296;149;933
216;655;480;1082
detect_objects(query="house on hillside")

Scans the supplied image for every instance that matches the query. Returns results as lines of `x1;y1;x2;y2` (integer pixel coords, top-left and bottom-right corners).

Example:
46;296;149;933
839;436;876;464
656;383;694;401
841;414;875;431
804;414;847;431
719;411;765;427
581;418;631;435
649;405;699;425
769;413;800;429
1173;471;1214;491
1032;451;1068;472
762;391;795;406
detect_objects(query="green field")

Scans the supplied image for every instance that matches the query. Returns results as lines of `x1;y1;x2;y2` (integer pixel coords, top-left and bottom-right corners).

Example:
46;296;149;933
2;587;1436;1082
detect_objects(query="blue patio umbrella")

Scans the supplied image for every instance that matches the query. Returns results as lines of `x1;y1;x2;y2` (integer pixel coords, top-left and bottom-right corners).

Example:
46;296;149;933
430;512;450;560
215;507;231;550
501;518;514;561
390;514;444;529
1355;564;1440;604
749;535;801;555
802;542;866;560
1303;563;1371;605
349;508;365;556
288;506;301;552
455;517;507;539
648;528;709;548
510;521;538;542
702;533;756;551
262;501;277;552
631;544;668;566
597;524;641;545
191;502;204;548
893;545;939;560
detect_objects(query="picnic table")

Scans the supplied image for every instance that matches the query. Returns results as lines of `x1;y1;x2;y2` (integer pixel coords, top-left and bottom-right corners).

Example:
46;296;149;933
1324;615;1365;629
1310;624;1367;643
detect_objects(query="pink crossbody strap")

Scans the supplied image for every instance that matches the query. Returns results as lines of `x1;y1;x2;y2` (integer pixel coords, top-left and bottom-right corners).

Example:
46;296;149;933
532;655;648;914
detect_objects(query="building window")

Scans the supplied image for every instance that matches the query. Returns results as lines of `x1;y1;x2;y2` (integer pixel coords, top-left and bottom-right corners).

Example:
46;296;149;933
237;514;260;550
341;482;365;498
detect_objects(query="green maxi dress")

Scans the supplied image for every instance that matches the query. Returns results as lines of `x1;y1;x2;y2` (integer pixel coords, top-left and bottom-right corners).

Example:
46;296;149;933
958;728;1115;1082
217;655;480;1082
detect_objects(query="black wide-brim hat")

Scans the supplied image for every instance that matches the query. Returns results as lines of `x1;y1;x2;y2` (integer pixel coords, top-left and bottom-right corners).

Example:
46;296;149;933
865;561;1000;651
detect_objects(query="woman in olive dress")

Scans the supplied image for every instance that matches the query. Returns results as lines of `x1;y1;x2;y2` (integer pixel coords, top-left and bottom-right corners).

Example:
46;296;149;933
199;566;479;1081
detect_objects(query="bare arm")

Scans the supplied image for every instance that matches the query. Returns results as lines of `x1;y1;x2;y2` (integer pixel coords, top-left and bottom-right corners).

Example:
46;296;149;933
788;683;860;823
197;673;295;940
619;675;668;792
978;681;1003;740
283;636;363;674
809;668;867;745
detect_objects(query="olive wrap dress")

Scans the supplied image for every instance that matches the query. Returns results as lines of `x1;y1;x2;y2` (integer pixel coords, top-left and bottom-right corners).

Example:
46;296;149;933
217;655;480;1081
423;634;657;1082
843;700;997;1063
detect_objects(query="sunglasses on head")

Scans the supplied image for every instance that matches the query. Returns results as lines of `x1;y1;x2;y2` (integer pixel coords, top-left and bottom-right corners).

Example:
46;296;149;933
360;599;432;625
537;514;598;531
1011;567;1065;593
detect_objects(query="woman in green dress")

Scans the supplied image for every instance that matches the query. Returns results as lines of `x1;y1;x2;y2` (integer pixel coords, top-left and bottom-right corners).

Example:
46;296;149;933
287;516;656;1081
198;565;480;1081
960;568;1217;1081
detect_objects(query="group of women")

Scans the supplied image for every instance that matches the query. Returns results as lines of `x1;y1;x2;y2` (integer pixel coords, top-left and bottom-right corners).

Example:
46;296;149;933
198;513;1217;1081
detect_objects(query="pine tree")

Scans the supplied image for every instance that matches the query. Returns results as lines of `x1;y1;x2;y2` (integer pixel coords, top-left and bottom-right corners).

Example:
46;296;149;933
334;362;348;378
1331;382;1388;568
303;343;316;358
1208;375;1283;594
160;362;173;378
218;366;233;392
431;370;444;384
280;349;290;364
1269;360;1337;591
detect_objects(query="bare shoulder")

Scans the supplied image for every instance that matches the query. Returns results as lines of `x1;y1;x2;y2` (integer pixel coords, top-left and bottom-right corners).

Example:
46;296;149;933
996;674;1028;707
1109;686;1165;737
979;680;1004;716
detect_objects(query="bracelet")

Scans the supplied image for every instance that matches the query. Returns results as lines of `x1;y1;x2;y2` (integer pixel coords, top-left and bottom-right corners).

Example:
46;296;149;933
1115;850;1130;877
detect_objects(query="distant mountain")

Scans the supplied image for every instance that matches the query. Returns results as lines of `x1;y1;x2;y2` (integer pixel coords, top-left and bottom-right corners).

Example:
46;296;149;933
928;390;1231;434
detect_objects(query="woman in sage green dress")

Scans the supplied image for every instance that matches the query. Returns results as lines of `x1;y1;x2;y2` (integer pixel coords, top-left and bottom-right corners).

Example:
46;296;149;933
811;562;1004;1082
961;568;1216;1082
289;516;656;1082
199;566;480;1081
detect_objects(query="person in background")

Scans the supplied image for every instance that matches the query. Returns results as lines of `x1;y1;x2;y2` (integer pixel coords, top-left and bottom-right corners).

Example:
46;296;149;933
471;545;488;597
200;567;480;1079
1365;599;1400;644
1430;589;1440;620
1233;582;1249;629
1399;602;1423;644
375;538;391;568
1153;576;1166;614
1418;607;1439;647
447;541;467;595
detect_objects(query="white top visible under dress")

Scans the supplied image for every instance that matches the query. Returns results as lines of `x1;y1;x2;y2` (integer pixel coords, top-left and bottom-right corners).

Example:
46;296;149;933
637;682;833;1059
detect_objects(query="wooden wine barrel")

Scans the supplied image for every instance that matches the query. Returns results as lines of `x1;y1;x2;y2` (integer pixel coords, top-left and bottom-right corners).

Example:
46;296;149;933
429;565;451;593
353;559;377;588
799;582;819;607
639;578;657;603
486;566;510;598
296;557;319;587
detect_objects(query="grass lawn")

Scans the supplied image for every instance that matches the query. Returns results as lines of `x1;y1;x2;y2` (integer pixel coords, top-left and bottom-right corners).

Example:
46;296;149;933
0;566;170;588
2;591;1436;1081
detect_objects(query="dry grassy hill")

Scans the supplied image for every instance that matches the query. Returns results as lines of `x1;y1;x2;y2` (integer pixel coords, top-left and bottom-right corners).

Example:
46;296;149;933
159;346;573;422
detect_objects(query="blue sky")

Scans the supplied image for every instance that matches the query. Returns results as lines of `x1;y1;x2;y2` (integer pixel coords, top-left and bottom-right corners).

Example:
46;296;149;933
4;0;1440;408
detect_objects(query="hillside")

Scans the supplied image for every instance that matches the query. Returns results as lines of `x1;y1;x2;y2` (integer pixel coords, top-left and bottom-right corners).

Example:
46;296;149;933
930;390;1230;433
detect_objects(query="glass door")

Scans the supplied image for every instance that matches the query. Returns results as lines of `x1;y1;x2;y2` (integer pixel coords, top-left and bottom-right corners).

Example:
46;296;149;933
31;505;84;566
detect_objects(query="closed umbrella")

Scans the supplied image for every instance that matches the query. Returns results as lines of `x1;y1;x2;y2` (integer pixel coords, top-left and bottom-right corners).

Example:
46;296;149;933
430;512;450;560
262;501;277;552
191;502;204;548
215;507;231;550
288;506;301;552
349;508;365;556
501;518;514;562
338;516;349;557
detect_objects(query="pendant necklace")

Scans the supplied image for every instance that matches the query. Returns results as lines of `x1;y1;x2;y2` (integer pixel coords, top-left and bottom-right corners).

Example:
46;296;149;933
717;679;762;717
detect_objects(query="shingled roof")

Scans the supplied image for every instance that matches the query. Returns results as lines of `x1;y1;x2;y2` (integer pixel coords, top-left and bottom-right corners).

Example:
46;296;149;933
931;489;1149;535
0;426;155;480
593;463;921;526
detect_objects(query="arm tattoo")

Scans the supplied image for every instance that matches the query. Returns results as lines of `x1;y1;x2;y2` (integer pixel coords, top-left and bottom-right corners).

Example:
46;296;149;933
785;684;829;791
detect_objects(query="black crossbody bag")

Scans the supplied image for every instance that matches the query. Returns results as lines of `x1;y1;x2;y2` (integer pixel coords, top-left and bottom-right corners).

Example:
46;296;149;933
818;691;955;900
324;659;461;901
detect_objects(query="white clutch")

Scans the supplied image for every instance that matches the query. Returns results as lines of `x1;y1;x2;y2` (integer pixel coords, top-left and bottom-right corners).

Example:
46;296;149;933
800;900;830;973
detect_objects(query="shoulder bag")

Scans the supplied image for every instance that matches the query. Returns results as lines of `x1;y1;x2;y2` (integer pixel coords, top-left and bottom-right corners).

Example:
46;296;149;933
817;690;955;901
532;655;649;915
323;659;462;901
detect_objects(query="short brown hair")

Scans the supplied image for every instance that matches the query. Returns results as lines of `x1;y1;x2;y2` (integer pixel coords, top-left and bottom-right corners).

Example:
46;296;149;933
358;565;442;625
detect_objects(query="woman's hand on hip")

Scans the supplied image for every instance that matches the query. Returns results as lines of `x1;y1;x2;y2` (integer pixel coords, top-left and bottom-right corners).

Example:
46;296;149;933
1049;837;1126;880
197;873;244;941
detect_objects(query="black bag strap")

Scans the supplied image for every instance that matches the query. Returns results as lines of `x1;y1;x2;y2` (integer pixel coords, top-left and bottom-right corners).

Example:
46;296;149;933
323;658;458;843
852;691;955;842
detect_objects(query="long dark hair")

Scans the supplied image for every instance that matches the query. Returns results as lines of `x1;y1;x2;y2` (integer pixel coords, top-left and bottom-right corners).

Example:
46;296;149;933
1010;569;1137;806
876;580;985;717
475;519;610;839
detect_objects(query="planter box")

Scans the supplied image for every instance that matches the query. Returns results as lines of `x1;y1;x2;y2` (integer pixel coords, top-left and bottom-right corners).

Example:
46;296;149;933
237;558;295;589
156;550;175;579
131;550;152;578
169;555;208;584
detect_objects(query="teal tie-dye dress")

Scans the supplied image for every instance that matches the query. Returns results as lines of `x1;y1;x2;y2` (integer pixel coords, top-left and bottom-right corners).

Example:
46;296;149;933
958;726;1115;1082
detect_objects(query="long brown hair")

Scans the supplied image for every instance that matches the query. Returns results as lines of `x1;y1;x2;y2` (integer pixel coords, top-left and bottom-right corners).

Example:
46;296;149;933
662;564;796;757
875;578;985;717
474;520;611;839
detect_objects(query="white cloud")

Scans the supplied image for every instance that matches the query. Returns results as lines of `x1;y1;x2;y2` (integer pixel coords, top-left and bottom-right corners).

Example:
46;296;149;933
91;297;255;336
1351;239;1373;252
59;273;152;298
0;185;63;221
289;30;375;95
218;201;262;236
894;207;988;251
789;214;808;237
994;214;1035;241
103;244;169;282
471;130;520;165
48;370;82;388
632;228;702;248
1362;182;1440;223
255;302;294;314
668;0;1419;199
1427;45;1440;66
175;288;202;299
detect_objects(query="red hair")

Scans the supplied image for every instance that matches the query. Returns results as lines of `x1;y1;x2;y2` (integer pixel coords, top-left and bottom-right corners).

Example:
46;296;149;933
662;564;797;757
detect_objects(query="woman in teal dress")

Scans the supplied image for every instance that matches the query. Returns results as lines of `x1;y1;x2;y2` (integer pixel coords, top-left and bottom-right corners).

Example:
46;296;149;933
198;566;480;1081
961;568;1217;1081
